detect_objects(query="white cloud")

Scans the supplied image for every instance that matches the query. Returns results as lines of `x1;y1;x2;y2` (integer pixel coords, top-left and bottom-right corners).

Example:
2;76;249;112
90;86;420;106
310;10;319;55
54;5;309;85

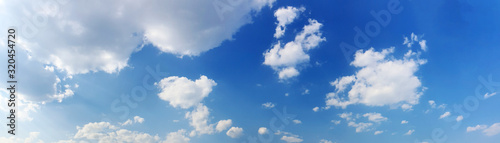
331;120;341;125
157;75;216;109
262;102;276;109
401;120;409;124
319;139;333;143
468;123;500;136
73;122;160;143
325;46;426;109
258;127;269;135
401;104;413;111
374;130;384;135
348;121;373;133
274;6;305;38
302;89;310;95
185;104;215;136
0;89;40;121
0;132;44;143
404;129;415;135
313;107;320;112
363;112;387;123
428;100;436;108
456;115;463;122
439;112;451;119
263;19;326;80
467;125;488;132
484;92;497;99
281;135;303;143
164;129;190;143
226;127;244;138
339;112;353;121
121;116;145;126
216;119;232;132
419;40;427;51
293;119;302;124
2;0;276;75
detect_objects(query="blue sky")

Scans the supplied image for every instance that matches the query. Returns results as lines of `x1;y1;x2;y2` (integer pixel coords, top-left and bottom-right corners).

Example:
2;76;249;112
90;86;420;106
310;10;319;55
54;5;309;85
1;0;500;143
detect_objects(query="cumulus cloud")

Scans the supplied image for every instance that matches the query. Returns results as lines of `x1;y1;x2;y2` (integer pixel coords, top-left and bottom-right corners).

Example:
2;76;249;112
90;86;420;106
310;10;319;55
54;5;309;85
467;125;488;132
262;102;276;109
258;127;269;135
428;100;436;108
374;131;384;135
348;121;373;133
0;89;40;121
73;122;160;143
293;119;302;124
216;119;232;132
401;120;409;124
1;0;276;75
325;45;427;109
363;112;387;123
0;132;44;143
226;127;244;138
263;18;326;80
439;112;451;119
281;135;303;143
121;116;145;126
157;75;216;109
467;123;500;136
331;120;341;125
456;115;463;122
313;107;319;112
339;112;353;121
164;129;190;143
274;6;305;38
185;104;215;136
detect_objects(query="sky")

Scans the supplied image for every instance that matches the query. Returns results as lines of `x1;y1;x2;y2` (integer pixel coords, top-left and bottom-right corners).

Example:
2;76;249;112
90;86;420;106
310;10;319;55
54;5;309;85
0;0;500;143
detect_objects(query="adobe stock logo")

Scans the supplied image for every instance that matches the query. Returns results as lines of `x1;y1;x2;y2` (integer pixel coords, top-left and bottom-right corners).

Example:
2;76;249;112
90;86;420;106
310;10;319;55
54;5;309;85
340;0;404;62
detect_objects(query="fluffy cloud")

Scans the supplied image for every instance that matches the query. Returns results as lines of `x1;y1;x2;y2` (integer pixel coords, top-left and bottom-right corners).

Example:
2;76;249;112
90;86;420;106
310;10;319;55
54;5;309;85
157;76;216;109
428;100;436;108
456;115;463;122
274;6;305;38
0;132;44;143
73;122;160;143
401;120;409;124
263;18;326;80
216;119;232;132
348;121;373;133
325;46;427;109
185;104;215;136
262;102;276;109
339;112;353;121
164;129;190;143
439;112;451;119
281;135;303;143
467;123;500;136
121;116;145;126
313;107;319;112
467;125;487;132
0;89;40;121
258;127;269;135
226;127;244;138
293;119;302;124
374;131;384;135
363;112;387;123
1;0;276;75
